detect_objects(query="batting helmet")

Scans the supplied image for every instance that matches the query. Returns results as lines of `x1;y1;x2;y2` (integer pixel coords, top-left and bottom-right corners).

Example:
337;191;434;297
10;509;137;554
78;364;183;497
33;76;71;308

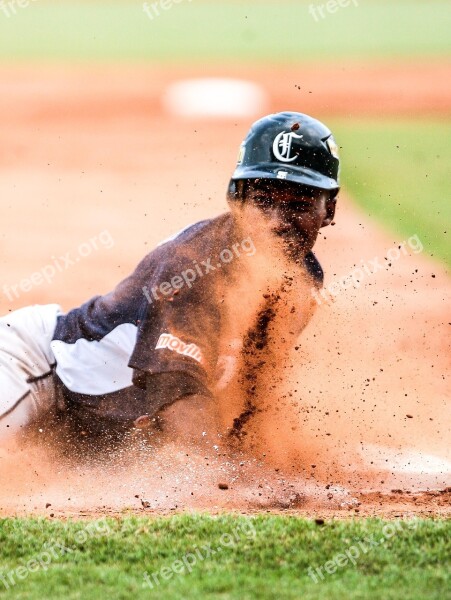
228;111;340;200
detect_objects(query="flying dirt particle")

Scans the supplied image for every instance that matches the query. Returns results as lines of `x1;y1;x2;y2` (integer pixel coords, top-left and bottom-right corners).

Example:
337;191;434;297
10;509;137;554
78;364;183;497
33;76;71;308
45;503;51;509
291;122;300;131
218;483;229;490
406;414;413;419
141;500;151;508
314;518;325;526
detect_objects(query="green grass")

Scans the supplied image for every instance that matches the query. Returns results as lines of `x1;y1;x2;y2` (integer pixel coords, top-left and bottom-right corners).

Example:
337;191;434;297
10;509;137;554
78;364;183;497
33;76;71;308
0;515;449;599
0;1;450;64
330;118;451;268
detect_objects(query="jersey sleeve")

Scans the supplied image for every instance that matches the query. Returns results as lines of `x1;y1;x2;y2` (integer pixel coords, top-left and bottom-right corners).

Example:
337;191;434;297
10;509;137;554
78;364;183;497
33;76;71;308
128;262;221;391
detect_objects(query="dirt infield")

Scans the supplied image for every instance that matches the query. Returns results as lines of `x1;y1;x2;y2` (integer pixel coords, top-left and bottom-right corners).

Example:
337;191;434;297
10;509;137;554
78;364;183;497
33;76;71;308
0;63;449;518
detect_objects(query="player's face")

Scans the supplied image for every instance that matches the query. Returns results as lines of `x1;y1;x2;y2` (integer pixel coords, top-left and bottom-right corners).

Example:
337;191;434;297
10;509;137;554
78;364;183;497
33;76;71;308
246;180;335;257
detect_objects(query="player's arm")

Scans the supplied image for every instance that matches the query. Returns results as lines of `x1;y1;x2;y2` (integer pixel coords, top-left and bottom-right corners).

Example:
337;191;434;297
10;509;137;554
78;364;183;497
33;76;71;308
129;262;222;446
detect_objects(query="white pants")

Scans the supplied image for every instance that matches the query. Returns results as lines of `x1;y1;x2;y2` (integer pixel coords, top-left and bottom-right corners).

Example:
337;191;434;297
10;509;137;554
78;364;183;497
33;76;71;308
0;304;61;444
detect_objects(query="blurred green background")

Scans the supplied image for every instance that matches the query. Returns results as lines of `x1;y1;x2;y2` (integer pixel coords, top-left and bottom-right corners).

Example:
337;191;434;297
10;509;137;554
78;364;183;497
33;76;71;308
0;1;450;63
333;119;451;266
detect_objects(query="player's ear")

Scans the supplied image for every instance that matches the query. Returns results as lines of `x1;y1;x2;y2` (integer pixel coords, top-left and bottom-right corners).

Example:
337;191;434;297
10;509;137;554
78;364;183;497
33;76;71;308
321;196;336;227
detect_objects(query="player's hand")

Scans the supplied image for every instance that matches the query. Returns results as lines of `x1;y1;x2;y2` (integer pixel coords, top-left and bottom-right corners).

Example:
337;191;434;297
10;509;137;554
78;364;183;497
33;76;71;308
158;394;220;449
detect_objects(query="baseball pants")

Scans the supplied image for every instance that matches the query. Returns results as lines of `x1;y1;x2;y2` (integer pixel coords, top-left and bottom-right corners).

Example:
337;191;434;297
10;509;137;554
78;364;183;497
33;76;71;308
0;304;61;444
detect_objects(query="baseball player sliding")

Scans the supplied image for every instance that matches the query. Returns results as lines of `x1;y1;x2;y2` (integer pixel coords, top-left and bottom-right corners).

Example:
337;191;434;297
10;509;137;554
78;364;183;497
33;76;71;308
0;112;339;449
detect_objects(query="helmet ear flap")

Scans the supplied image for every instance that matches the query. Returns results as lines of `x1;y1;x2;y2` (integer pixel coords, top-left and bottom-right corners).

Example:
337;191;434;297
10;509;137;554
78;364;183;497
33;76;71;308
227;179;246;203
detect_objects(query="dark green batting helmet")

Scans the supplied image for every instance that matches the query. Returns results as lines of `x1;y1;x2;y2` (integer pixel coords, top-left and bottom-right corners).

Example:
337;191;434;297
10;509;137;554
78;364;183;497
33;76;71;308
228;111;340;199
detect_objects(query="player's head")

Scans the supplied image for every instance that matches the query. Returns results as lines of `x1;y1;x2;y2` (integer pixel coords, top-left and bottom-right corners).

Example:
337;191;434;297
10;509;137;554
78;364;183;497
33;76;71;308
227;111;339;257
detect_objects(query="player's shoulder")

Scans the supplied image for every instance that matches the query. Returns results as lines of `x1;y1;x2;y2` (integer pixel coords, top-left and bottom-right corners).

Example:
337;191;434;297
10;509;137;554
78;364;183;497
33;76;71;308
156;213;233;250
150;213;235;267
131;213;234;283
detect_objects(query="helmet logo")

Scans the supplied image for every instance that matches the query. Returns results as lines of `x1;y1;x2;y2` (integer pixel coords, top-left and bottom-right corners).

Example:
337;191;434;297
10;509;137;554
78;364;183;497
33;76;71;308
273;131;303;163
